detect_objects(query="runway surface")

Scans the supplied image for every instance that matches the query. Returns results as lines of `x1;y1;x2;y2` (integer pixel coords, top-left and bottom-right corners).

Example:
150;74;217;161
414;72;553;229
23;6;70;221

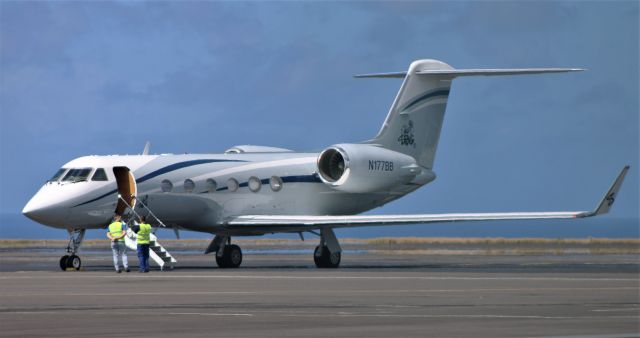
0;250;638;337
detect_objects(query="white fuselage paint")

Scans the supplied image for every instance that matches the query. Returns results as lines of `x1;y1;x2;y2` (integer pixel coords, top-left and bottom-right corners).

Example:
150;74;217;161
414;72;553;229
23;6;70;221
22;151;422;234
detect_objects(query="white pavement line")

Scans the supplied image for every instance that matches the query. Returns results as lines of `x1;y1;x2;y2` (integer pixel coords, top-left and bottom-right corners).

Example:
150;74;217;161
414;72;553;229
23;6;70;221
0;310;255;317
590;308;640;312
0;275;636;282
526;333;640;338
0;287;636;298
281;313;640;320
0;291;260;297
1;311;147;316
169;312;253;317
2;310;635;320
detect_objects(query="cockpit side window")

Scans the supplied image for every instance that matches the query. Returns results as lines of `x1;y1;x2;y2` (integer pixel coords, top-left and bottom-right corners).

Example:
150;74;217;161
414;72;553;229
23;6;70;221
91;168;108;181
48;168;68;182
62;168;93;183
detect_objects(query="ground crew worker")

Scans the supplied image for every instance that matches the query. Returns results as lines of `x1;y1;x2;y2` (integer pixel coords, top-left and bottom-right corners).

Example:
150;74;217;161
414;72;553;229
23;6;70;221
107;214;129;273
132;216;152;273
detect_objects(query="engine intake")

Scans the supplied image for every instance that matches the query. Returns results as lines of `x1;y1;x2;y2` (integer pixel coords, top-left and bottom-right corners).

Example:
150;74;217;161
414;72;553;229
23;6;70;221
317;148;347;183
317;144;424;193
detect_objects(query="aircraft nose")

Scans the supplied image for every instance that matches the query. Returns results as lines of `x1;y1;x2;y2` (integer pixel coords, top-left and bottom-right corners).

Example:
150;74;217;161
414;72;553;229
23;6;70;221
22;192;63;224
22;195;48;222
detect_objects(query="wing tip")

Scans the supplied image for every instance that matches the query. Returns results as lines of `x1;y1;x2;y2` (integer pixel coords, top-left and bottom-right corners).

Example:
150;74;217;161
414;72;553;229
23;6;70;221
590;165;630;216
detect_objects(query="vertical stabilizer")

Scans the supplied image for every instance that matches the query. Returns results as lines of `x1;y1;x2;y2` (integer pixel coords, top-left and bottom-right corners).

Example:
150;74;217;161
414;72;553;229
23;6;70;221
366;59;453;170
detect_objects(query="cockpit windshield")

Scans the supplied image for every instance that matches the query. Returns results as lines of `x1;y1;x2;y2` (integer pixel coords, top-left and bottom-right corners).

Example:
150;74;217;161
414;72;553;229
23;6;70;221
91;168;108;181
62;168;93;183
48;168;68;182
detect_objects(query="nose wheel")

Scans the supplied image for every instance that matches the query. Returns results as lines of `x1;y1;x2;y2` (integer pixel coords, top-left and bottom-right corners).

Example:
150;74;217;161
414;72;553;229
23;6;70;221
59;254;82;271
59;255;70;271
60;229;85;271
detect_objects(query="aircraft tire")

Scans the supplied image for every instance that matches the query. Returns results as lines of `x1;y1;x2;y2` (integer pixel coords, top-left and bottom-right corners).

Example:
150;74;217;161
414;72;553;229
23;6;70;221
313;246;324;268
59;255;70;271
226;245;242;268
215;254;228;268
67;255;81;271
216;245;243;268
314;245;340;269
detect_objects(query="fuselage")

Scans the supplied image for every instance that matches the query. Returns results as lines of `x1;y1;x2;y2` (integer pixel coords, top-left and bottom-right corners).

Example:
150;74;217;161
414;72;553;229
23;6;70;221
23;150;423;234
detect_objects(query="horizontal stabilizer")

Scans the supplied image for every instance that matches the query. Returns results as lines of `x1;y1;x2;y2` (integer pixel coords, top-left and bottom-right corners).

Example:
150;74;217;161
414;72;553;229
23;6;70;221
355;68;583;79
417;68;584;76
353;72;407;78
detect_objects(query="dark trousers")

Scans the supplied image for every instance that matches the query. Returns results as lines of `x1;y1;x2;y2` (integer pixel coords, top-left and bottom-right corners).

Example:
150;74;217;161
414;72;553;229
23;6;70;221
137;244;150;272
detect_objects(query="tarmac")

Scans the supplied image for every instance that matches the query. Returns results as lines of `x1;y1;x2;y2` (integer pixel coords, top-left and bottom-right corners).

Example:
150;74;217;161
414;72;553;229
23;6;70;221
0;248;638;337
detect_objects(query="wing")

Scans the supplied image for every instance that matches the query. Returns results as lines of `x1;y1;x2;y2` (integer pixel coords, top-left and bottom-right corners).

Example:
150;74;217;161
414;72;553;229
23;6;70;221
224;166;629;233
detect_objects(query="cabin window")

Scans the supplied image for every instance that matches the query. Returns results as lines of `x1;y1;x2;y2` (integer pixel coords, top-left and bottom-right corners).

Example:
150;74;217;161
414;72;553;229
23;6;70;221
248;176;261;192
227;178;239;192
91;168;108;181
48;168;68;182
206;179;217;193
161;179;173;193
184;179;195;193
62;168;93;183
270;176;283;192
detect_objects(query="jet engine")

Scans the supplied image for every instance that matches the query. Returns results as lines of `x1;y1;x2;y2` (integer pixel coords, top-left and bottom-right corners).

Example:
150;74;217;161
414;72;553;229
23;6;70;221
316;144;422;193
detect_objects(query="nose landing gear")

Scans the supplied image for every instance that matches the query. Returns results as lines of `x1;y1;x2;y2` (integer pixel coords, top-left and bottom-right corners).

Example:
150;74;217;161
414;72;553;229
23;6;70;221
59;229;85;271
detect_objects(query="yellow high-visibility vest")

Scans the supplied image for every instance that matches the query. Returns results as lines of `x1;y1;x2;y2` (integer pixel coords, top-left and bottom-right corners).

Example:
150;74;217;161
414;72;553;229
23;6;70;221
137;223;152;245
108;222;125;242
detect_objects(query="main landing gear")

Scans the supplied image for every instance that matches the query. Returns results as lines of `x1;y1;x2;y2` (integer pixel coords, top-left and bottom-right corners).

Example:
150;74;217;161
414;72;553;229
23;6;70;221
204;228;342;269
314;245;341;268
205;235;243;268
313;228;342;268
59;229;85;271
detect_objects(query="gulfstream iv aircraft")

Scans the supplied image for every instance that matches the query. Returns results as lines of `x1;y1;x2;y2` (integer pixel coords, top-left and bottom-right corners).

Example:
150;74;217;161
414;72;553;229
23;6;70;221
23;59;629;271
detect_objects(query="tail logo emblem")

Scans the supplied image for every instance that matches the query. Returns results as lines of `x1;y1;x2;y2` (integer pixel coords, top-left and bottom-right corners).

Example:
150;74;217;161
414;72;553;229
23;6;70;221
606;192;616;206
398;120;416;147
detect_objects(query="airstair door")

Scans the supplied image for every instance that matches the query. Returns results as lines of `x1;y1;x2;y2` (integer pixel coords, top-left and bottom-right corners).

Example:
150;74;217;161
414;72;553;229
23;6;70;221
113;166;137;215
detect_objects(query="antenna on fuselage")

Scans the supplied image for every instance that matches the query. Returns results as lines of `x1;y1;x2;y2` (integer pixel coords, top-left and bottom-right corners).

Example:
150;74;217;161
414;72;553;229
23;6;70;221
142;141;150;155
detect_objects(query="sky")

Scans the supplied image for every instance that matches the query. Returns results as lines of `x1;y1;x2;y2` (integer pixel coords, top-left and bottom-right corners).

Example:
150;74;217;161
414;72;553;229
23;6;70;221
0;1;638;239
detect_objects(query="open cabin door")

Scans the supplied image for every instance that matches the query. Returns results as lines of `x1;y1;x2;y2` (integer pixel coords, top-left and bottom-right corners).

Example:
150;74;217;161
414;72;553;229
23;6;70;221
113;167;137;215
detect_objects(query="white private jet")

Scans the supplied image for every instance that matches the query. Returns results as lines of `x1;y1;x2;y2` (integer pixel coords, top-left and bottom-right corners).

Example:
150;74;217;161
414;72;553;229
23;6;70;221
23;59;629;271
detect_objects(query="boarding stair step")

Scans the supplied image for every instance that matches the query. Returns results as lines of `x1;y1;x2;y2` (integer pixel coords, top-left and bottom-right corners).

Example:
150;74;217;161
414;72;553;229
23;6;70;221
124;228;177;270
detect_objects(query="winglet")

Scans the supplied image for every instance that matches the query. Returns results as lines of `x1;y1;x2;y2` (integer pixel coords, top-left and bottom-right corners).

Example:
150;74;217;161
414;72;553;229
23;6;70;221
579;165;630;217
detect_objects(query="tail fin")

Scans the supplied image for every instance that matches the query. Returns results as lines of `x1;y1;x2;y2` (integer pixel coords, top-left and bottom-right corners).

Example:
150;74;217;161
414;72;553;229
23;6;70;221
361;59;583;170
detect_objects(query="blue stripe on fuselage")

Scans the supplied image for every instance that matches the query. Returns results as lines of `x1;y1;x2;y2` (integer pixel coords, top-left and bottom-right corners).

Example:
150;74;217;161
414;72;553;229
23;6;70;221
73;188;119;208
213;174;321;192
135;159;246;184
282;174;321;183
72;159;245;207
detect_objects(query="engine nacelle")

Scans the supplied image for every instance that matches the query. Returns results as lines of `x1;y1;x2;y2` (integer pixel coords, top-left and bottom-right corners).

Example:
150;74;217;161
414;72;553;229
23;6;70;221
316;144;421;193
